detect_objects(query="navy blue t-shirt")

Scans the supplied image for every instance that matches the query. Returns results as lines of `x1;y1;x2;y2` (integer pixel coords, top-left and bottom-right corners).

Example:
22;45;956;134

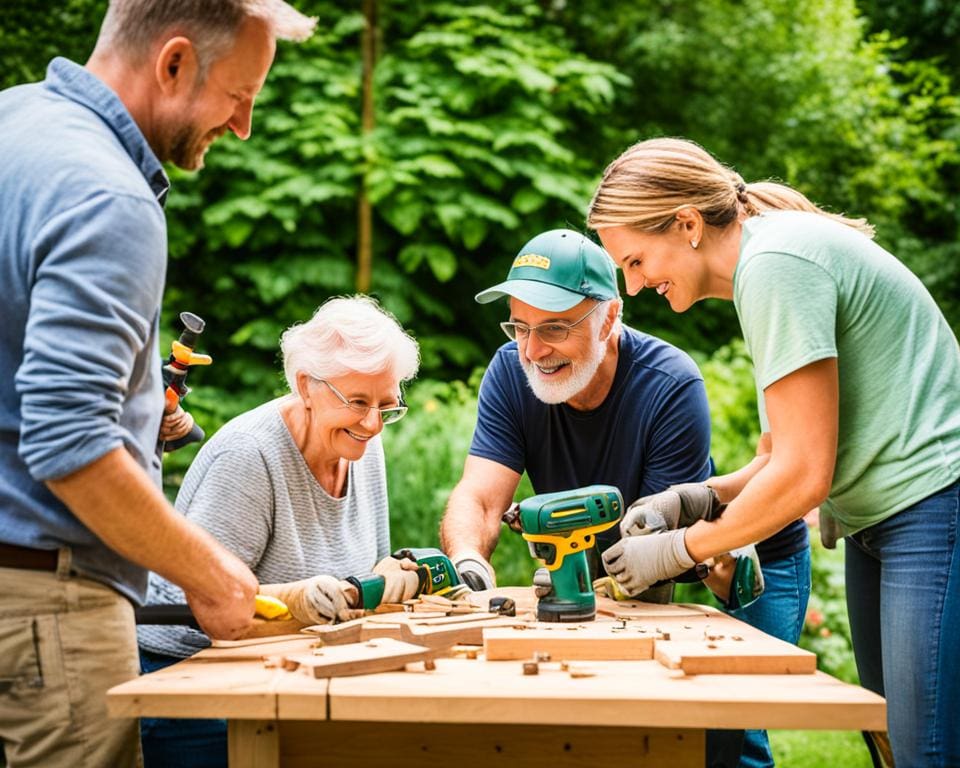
470;326;807;562
470;327;712;555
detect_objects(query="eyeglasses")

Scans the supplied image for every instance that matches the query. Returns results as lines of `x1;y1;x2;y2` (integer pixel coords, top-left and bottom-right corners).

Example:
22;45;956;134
500;301;606;344
314;378;408;425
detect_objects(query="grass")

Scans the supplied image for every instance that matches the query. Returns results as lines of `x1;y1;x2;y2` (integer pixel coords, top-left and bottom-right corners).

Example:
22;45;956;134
769;730;873;767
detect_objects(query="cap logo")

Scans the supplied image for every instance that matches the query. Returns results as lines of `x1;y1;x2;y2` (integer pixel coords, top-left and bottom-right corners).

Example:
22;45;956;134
512;253;550;270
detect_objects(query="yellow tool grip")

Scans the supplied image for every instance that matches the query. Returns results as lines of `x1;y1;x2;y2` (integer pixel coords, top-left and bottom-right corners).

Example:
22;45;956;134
254;594;292;621
521;518;620;572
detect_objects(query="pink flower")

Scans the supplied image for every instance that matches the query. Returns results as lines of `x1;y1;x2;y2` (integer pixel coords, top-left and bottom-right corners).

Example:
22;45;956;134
806;609;824;628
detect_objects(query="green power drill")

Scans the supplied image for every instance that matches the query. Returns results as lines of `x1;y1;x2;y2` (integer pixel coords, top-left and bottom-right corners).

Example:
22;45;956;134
344;547;471;608
519;485;623;622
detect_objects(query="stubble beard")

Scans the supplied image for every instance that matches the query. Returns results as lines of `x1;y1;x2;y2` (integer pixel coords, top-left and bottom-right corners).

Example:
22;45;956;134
166;124;226;171
520;340;607;405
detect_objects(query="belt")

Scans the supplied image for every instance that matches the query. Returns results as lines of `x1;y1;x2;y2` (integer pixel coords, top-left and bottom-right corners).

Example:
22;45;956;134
0;542;58;571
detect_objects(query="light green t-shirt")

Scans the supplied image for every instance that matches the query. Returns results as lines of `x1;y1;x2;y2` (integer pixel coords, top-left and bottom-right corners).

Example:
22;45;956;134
734;210;960;535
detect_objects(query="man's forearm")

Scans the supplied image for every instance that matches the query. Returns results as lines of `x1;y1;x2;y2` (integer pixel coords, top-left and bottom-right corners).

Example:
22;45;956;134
440;486;502;559
46;446;252;600
708;452;770;504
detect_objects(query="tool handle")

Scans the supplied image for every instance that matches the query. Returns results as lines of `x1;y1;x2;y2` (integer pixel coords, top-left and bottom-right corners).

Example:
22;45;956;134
161;421;205;453
134;604;201;630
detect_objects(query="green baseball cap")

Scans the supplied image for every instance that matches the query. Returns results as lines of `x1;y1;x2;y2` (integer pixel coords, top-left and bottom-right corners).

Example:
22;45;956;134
475;229;619;311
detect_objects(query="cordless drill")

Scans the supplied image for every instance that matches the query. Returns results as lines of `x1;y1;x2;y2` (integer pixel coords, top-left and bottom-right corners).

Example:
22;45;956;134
519;485;623;622
344;547;470;608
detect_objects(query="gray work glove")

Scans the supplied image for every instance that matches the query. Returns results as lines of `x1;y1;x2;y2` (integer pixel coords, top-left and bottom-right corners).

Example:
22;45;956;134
532;566;553;598
260;575;363;625
373;556;422;603
601;528;695;597
818;507;842;550
621;483;723;537
452;550;496;591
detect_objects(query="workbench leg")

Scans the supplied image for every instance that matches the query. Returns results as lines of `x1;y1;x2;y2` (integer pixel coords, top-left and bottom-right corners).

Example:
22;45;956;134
228;719;279;768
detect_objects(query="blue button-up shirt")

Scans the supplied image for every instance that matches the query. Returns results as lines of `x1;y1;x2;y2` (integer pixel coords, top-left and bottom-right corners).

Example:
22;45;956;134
0;58;171;602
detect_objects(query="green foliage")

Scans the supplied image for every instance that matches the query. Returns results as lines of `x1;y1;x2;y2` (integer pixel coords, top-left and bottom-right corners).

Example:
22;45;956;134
800;539;859;683
699;340;760;474
769;729;872;768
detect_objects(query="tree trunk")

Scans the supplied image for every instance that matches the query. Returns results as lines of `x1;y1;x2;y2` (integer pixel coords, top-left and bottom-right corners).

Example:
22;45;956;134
356;0;377;293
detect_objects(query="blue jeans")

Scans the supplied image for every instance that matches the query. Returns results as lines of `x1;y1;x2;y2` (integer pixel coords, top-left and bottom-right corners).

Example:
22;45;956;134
139;649;227;768
845;478;960;768
725;547;812;768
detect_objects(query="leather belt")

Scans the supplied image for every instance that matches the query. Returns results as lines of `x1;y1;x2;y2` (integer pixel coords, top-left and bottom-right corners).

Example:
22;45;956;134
0;542;58;571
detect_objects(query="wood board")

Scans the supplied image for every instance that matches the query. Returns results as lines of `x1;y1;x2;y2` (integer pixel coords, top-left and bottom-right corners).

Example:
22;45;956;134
398;616;527;649
282;638;434;679
655;639;817;675
483;623;661;660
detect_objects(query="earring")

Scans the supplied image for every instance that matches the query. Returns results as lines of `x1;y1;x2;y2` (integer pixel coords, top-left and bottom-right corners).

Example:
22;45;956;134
690;240;699;249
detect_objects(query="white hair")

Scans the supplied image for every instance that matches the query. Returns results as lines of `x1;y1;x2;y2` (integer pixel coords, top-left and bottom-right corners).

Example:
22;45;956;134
280;296;420;394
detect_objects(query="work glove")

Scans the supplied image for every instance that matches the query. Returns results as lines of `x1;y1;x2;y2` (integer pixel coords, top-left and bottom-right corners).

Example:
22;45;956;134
259;575;362;625
704;544;765;610
373;556;422;604
532;567;553;598
621;483;723;537
818;507;842;550
601;528;695;597
452;550;496;591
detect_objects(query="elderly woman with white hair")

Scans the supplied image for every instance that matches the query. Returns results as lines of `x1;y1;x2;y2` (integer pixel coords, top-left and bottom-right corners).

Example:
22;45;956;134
137;295;420;768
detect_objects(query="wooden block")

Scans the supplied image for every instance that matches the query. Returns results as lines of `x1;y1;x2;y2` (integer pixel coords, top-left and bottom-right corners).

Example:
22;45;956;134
399;617;528;649
409;612;499;626
282;638;434;679
483;624;660;660
655;639;817;675
301;617;403;645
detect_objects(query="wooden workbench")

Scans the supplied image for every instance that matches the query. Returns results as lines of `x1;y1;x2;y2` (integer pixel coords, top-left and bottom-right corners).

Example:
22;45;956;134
109;591;885;767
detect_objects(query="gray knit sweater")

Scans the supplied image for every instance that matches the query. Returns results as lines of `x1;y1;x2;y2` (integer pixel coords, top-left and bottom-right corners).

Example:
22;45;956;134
137;397;390;658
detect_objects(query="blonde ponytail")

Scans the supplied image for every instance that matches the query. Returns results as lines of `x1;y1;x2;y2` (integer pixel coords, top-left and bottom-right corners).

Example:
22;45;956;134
587;138;874;239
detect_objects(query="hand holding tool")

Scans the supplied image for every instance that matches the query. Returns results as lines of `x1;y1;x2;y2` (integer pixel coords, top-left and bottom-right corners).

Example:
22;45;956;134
601;528;695;596
373;555;422;603
259;575;363;624
621;483;723;536
157;311;211;454
451;550;495;592
519;485;623;622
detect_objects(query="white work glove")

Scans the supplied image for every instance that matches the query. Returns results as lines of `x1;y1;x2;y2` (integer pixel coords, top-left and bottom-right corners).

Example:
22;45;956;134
532;566;553;598
621;483;723;537
601;528;695;597
259;575;362;625
373;556;422;603
452;550;496;591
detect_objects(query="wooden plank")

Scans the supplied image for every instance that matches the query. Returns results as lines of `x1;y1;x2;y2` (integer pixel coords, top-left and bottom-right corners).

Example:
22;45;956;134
326;658;885;730
211;633;308;649
655;639;817;675
597;597;722;619
483;624;661;660
229;720;279;768
275;720;703;768
398;616;527;649
282;638;434;679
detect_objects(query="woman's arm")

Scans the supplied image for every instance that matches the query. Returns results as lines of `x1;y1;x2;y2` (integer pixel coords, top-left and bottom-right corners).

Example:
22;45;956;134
685;358;838;561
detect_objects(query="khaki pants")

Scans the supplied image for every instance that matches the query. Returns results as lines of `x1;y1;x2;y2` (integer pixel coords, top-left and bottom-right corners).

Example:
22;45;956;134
0;554;142;768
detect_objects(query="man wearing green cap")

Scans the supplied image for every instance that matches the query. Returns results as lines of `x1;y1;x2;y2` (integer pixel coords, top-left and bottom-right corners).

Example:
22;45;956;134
440;227;716;597
441;228;806;768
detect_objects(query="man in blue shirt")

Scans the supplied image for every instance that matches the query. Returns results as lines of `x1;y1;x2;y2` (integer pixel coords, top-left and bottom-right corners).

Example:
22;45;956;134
440;229;714;595
0;2;315;765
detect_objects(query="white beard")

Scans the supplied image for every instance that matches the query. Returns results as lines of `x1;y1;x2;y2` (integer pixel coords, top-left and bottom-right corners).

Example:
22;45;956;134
520;341;607;405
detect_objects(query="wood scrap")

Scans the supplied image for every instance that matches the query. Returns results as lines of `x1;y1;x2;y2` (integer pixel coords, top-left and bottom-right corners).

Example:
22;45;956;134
282;638;435;679
655;639;816;675
483;624;660;661
399;616;527;649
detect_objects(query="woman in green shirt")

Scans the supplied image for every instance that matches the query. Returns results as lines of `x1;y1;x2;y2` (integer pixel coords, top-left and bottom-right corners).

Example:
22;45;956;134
588;137;960;768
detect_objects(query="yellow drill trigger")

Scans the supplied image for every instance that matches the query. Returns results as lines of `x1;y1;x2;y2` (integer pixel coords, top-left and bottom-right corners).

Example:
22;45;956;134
522;517;619;572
